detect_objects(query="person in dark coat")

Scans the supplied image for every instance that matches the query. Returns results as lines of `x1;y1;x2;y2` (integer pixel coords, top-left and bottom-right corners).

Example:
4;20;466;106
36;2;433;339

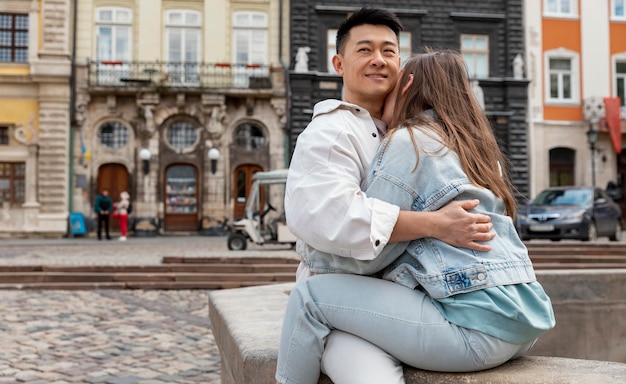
606;181;623;203
94;189;113;240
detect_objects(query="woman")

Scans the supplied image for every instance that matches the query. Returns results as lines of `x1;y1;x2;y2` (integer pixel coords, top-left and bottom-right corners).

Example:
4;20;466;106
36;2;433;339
276;50;555;384
113;191;130;241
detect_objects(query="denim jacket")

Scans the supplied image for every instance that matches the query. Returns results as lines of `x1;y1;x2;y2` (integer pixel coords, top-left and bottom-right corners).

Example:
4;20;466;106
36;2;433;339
301;123;537;299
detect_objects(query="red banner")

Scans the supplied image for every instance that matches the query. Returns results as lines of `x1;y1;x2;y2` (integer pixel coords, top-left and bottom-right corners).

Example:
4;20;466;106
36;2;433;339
603;97;622;154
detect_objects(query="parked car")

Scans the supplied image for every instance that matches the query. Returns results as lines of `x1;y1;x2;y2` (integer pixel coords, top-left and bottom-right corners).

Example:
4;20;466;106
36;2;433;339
516;186;622;242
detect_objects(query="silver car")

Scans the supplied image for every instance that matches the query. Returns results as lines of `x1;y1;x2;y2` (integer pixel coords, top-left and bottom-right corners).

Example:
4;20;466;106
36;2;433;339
516;186;622;242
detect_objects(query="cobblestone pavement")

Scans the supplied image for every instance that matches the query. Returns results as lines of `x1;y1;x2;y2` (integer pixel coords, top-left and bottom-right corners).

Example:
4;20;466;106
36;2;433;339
0;236;297;384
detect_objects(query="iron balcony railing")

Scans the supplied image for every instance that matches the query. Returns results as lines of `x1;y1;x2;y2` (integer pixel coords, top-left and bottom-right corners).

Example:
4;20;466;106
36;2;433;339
86;60;272;89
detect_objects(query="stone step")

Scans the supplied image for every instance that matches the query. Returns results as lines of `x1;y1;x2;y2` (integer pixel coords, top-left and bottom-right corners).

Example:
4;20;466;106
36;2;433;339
0;280;288;291
526;243;626;256
2;251;624;290
0;264;299;274
162;256;300;264
0;271;296;284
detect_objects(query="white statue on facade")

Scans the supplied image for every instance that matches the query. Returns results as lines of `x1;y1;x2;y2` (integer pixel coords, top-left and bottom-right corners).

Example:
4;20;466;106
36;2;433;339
513;53;524;79
294;46;311;73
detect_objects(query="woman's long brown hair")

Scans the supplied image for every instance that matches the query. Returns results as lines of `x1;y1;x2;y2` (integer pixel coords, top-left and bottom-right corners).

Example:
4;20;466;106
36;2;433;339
387;49;517;216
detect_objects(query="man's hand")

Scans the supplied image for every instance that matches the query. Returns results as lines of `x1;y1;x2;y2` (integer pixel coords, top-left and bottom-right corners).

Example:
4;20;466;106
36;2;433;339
432;200;494;252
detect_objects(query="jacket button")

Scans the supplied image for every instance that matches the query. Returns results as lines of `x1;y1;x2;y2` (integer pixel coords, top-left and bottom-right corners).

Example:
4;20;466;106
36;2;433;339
375;239;380;246
356;108;360;112
477;273;486;280
372;133;377;138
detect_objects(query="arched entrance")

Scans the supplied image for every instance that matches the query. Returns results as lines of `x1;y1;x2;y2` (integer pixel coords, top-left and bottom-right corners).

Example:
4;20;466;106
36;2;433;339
164;164;198;231
97;163;129;231
233;164;262;219
549;147;575;186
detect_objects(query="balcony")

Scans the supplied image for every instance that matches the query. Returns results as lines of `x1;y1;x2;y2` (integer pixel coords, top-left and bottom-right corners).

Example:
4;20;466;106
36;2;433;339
86;60;272;89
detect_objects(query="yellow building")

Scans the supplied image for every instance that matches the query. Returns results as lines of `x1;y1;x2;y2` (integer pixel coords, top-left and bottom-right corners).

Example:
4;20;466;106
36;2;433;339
72;0;290;236
0;0;72;237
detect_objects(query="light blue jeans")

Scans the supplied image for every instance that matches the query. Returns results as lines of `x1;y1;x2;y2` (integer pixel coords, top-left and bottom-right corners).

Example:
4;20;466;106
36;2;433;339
276;274;536;384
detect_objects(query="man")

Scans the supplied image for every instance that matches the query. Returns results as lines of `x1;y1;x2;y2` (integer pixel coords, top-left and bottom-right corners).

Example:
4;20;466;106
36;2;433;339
94;188;112;240
282;8;495;384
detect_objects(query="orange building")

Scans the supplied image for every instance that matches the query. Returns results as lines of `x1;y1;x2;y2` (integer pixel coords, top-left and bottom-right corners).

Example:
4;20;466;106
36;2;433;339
525;0;626;216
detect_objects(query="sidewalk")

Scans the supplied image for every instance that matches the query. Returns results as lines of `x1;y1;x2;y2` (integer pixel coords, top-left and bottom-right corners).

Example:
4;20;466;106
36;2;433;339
0;235;298;266
0;236;297;384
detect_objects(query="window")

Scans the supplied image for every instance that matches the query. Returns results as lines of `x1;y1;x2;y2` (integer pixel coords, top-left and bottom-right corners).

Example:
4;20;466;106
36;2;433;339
0;126;9;145
98;121;129;148
617;60;626;107
167;121;197;149
165;165;197;214
612;0;626;19
549;59;572;99
0;13;28;63
233;12;267;65
96;7;131;62
399;32;412;67
96;7;131;84
234;122;265;150
166;10;201;84
0;162;25;206
327;29;337;74
544;0;578;17
461;34;489;78
545;49;579;104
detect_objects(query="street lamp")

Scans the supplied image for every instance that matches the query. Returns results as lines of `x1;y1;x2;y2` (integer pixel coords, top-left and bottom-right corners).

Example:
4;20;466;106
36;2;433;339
585;124;598;187
583;97;605;187
208;148;220;174
139;148;152;175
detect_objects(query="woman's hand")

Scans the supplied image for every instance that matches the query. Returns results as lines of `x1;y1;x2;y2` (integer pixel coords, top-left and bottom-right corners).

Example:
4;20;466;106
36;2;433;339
431;200;495;252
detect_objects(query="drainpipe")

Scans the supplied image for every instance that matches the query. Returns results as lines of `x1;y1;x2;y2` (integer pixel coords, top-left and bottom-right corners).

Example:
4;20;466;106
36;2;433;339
67;0;78;236
279;0;292;167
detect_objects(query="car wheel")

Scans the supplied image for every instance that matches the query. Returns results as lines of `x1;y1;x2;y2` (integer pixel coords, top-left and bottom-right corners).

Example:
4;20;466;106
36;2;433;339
583;222;597;242
609;222;622;242
227;232;247;250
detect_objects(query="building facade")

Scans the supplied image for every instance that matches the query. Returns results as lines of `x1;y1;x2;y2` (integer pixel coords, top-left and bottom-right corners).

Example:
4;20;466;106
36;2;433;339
0;0;72;237
524;0;626;212
72;0;290;236
288;0;531;202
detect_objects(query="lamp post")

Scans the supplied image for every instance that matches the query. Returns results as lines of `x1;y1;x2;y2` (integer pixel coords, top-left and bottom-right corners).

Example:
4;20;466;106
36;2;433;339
208;148;220;174
139;148;152;175
585;124;598;187
583;97;606;187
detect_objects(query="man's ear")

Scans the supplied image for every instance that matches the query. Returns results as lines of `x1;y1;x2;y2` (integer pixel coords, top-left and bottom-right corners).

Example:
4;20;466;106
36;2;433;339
401;74;414;95
332;54;344;76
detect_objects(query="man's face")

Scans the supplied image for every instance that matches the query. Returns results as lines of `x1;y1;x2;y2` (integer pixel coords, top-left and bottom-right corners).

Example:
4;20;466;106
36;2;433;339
332;24;400;109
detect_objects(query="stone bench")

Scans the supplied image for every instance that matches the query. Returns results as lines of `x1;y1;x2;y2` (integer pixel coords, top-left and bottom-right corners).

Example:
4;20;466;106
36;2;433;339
209;271;626;384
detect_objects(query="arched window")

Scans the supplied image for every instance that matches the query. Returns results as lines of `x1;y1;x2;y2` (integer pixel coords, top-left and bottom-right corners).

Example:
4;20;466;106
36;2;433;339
233;122;265;150
167;121;198;149
98;121;129;148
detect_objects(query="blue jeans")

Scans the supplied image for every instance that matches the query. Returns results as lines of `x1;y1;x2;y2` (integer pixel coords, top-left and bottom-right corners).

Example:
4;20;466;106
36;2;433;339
276;274;536;384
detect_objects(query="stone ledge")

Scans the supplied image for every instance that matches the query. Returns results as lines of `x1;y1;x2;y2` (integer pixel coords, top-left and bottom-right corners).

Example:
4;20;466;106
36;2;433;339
208;282;626;384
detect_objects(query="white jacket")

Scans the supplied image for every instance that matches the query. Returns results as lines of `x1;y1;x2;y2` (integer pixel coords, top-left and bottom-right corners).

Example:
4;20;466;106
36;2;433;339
285;99;400;272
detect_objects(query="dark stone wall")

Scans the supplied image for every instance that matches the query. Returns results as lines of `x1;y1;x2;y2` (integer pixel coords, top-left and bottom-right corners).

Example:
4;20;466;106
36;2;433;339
288;0;530;203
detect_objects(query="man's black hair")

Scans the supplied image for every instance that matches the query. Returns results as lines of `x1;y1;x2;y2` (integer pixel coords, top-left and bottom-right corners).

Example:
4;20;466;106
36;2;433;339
335;8;404;55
